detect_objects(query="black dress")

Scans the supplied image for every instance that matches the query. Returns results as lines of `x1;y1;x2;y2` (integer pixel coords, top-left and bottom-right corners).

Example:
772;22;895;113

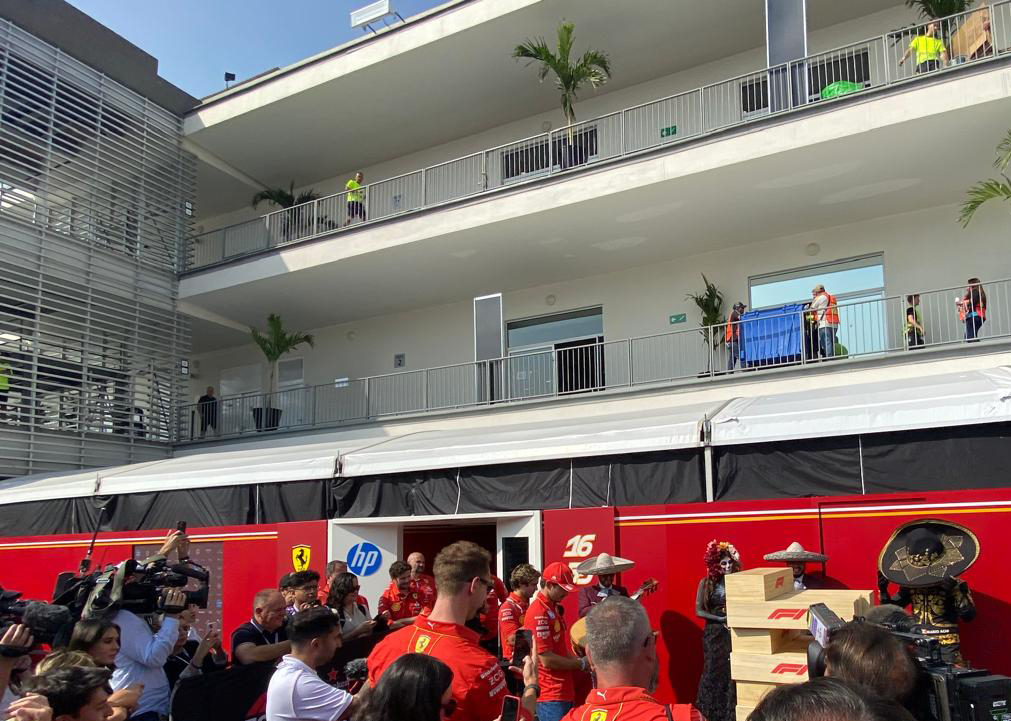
696;578;735;721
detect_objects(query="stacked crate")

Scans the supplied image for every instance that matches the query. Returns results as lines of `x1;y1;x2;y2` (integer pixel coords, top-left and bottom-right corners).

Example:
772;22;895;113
724;568;873;721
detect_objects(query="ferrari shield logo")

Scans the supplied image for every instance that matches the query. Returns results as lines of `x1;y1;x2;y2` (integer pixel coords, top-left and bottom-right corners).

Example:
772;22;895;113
590;711;608;721
415;635;432;653
292;545;311;572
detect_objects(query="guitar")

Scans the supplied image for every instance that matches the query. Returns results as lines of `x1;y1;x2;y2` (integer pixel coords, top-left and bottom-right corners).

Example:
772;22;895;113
631;578;659;601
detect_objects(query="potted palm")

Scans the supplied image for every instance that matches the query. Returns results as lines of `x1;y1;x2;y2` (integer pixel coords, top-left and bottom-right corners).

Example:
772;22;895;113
905;0;972;18
685;275;725;375
251;183;322;241
959;129;1011;226
513;22;611;170
250;313;315;431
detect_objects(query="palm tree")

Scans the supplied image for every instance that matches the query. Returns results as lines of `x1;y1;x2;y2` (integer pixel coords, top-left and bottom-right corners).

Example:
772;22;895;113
251;314;315;421
959;129;1011;227
251;182;320;209
685;275;725;370
513;21;611;132
904;0;972;18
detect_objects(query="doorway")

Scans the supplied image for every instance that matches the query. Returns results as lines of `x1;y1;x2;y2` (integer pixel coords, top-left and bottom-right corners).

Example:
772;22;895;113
403;523;498;575
505;307;604;399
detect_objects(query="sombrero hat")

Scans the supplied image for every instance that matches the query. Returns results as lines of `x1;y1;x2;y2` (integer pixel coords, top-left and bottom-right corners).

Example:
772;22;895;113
576;552;635;576
763;541;827;563
878;519;979;588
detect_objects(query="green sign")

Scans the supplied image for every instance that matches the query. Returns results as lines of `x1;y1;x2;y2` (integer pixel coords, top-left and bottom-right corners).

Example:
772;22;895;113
660;124;678;138
669;313;687;325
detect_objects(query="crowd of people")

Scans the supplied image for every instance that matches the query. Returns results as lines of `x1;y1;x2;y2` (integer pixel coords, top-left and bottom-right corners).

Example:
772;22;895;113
0;527;968;721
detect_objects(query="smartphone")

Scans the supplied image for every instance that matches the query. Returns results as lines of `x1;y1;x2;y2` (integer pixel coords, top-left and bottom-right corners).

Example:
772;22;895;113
511;629;532;667
500;696;520;721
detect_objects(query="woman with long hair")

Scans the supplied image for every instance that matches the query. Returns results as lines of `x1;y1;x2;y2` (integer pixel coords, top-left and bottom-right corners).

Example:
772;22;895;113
694;539;741;721
357;654;455;721
67;618;120;668
326;572;376;642
958;278;988;341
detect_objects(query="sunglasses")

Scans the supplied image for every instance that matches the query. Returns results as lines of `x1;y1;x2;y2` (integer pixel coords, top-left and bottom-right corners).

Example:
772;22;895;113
642;630;659;648
442;700;457;718
474;577;495;591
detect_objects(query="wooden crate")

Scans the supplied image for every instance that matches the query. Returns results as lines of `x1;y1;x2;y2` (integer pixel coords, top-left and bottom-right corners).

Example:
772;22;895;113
731;628;804;654
736;705;754;721
736;681;777;706
731;647;810;685
727;589;873;630
725;567;792;602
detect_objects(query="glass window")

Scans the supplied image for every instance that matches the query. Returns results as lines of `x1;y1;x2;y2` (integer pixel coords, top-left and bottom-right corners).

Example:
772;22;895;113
507;307;603;350
750;255;884;308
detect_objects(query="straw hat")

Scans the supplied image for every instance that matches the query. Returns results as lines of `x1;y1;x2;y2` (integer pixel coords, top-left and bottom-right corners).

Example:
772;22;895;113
763;541;827;563
575;552;635;576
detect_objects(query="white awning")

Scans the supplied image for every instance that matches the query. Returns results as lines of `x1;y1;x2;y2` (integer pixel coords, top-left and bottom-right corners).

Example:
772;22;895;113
339;403;715;477
709;367;1011;446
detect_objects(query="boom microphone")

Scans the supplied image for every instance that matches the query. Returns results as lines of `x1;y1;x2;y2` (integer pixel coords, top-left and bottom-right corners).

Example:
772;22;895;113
23;601;74;645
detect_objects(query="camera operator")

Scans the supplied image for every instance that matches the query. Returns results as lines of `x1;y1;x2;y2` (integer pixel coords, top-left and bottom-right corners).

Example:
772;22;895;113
110;531;189;721
824;622;918;705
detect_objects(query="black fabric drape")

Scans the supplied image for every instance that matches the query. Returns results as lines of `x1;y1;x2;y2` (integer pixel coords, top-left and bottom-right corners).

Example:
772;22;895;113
75;487;252;531
611;449;705;504
0;498;75;536
331;475;414;517
457;460;571;513
861;422;1011;493
714;436;862;500
258;480;328;523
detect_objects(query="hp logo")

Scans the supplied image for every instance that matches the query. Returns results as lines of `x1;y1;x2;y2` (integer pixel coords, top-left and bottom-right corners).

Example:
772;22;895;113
347;542;382;577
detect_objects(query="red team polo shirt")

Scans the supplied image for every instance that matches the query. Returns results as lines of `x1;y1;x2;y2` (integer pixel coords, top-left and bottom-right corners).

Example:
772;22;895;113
367;617;508;721
562;687;703;721
498;592;529;660
524;591;575;702
378;581;435;621
410;573;438;600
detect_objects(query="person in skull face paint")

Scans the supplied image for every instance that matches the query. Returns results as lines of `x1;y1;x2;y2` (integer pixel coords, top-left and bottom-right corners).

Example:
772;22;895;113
694;540;741;721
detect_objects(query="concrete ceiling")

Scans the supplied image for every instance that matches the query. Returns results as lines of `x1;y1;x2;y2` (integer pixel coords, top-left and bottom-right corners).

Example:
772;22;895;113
188;0;897;217
181;92;1011;350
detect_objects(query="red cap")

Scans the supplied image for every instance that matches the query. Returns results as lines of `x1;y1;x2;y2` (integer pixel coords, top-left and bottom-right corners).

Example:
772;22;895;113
542;562;576;592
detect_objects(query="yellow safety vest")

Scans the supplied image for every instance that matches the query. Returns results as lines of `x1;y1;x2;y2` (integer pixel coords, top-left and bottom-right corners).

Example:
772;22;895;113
909;35;945;65
0;364;9;391
346;179;363;203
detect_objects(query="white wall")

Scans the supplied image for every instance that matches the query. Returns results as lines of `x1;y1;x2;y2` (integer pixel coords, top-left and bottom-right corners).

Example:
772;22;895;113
188;199;1010;400
196;4;911;234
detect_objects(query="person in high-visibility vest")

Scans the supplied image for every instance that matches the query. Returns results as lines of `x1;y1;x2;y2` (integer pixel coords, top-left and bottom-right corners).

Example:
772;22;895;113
724;301;746;371
809;284;839;359
0;358;9;417
345;171;366;225
898;22;948;74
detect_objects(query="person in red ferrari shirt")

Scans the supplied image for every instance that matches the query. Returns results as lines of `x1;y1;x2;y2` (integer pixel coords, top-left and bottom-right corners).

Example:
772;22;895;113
563;596;703;721
367;541;513;721
524;562;590;721
499;564;540;661
407;552;438;600
378;560;434;630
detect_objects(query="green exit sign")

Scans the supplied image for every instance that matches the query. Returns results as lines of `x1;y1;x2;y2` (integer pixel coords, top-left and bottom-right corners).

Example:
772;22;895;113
669;313;687;325
660;124;678;138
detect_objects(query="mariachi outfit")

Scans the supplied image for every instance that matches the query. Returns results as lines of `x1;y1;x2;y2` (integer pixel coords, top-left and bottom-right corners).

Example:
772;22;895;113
695;540;740;721
763;541;828;591
877;519;979;664
575;553;635;619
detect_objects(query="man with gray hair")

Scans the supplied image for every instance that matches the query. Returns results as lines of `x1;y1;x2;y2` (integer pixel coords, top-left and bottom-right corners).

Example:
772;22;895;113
562;597;702;721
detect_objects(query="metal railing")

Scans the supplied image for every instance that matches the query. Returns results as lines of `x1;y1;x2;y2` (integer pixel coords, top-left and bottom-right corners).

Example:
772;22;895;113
176;276;1011;442
183;2;1011;271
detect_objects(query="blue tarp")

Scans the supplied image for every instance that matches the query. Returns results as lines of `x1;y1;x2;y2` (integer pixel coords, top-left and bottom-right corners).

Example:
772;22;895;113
739;303;806;366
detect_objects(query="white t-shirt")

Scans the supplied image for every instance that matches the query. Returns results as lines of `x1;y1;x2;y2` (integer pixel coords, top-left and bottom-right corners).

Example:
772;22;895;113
266;655;352;721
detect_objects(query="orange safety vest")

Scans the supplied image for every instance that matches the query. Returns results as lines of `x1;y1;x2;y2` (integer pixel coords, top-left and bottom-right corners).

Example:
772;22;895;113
725;312;740;342
815;292;840;325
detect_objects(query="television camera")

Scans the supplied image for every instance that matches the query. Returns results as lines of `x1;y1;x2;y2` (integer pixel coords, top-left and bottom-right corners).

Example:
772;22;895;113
806;603;1010;721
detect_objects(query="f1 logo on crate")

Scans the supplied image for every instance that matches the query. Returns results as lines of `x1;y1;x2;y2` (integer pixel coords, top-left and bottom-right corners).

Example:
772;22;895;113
347;542;383;577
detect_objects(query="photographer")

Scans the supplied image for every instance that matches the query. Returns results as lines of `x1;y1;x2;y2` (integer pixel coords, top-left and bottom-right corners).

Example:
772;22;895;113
824;622;917;705
110;531;189;721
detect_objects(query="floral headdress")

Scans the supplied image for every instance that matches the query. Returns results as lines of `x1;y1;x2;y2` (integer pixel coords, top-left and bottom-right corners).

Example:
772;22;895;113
704;539;741;577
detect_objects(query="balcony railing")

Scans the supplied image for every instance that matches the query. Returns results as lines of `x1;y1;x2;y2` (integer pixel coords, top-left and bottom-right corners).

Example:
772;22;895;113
184;2;1011;272
176;276;1011;442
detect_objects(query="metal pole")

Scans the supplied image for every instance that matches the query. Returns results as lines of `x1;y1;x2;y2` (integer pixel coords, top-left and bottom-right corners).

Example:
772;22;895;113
420;168;427;207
